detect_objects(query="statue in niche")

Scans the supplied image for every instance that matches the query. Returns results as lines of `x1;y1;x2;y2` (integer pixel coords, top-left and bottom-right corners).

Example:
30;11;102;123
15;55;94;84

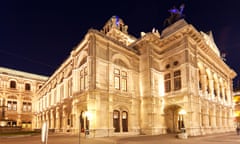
164;4;185;27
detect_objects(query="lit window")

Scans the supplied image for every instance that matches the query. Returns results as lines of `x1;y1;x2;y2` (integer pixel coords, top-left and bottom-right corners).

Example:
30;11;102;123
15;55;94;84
114;69;120;90
23;102;32;112
114;69;128;91
80;66;88;91
7;101;12;110
121;71;127;91
7;101;17;111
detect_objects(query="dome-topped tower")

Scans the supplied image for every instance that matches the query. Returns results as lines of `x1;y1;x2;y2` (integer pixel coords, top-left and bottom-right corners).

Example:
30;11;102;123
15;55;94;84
101;16;136;46
102;16;128;34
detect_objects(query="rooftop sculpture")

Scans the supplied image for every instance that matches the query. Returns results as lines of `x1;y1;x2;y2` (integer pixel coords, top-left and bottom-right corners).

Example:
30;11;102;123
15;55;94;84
164;4;185;27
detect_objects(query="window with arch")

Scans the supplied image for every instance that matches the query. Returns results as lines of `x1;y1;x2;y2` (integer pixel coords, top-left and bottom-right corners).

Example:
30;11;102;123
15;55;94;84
122;111;128;132
25;83;31;91
113;110;120;132
10;80;16;89
113;110;128;133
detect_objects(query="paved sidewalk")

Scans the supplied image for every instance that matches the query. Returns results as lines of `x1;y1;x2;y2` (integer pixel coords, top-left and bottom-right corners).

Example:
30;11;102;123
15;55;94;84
75;132;237;144
0;131;237;144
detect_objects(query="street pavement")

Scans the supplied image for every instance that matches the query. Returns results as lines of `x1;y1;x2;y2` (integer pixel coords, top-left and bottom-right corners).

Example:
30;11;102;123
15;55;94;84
0;131;240;144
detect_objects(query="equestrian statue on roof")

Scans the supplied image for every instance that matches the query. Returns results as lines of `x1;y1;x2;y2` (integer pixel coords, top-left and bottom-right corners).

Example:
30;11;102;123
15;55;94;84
164;4;185;27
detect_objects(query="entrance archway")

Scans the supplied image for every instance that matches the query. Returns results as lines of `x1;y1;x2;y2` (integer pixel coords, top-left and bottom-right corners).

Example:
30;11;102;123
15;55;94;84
164;105;181;133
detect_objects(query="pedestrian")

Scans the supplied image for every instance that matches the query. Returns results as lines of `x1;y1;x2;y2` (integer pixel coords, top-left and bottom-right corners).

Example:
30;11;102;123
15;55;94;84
236;126;240;135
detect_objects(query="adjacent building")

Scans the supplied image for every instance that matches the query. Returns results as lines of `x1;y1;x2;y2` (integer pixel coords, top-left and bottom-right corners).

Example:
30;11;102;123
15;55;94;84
0;67;48;129
32;16;236;137
234;91;240;126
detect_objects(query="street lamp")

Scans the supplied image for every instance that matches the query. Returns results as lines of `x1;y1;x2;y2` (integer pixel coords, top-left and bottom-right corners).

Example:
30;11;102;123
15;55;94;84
83;111;92;137
178;109;186;133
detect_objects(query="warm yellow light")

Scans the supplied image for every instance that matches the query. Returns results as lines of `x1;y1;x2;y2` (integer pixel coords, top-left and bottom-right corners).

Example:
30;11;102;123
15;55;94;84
158;74;164;97
179;109;186;115
83;111;93;120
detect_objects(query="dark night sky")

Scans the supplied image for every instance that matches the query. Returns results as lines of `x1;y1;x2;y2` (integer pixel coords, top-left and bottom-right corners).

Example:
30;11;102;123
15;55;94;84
0;1;239;87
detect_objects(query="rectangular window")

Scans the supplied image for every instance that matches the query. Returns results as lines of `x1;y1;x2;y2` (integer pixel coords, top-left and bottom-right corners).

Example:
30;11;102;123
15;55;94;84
68;78;72;97
80;70;84;90
114;69;120;90
121;71;127;91
84;67;88;89
7;101;12;110
114;69;128;91
164;73;171;92
28;103;32;112
13;101;17;111
23;102;31;112
23;102;27;112
114;76;120;90
174;70;181;90
25;83;31;91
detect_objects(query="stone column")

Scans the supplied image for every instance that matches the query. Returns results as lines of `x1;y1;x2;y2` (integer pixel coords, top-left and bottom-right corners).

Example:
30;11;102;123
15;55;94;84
56;107;60;131
201;75;207;96
62;108;66;131
219;108;222;128
209;79;214;99
50;109;54;129
203;107;209;127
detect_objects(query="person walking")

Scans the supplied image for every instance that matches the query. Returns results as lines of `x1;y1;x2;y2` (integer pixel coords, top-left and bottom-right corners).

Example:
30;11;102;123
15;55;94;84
236;126;240;135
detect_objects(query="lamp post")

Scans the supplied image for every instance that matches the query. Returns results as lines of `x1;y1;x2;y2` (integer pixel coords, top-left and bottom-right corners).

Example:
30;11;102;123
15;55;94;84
83;111;92;137
79;115;81;144
178;109;186;133
0;98;8;127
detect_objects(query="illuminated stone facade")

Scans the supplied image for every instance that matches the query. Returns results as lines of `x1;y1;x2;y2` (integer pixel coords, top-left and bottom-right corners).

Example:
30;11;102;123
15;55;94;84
234;91;240;126
31;16;236;137
0;67;48;128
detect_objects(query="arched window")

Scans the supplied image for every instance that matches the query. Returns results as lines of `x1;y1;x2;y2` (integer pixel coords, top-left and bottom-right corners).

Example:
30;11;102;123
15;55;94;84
113;110;120;132
122;111;128;132
10;80;16;89
113;110;128;133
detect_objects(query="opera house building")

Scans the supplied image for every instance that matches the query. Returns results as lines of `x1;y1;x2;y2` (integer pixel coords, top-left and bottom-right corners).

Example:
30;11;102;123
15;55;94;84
0;16;236;137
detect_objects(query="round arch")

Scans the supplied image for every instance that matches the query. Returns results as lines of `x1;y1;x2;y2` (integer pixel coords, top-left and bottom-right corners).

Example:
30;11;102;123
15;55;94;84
164;104;185;133
112;104;129;133
112;53;131;69
76;50;88;68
